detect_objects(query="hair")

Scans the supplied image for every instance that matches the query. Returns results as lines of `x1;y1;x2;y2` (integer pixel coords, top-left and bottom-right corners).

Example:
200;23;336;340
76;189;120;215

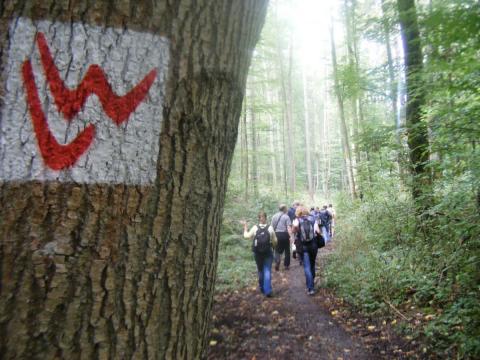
328;203;333;207
292;200;300;207
279;204;288;212
323;205;328;209
295;206;309;218
258;210;267;220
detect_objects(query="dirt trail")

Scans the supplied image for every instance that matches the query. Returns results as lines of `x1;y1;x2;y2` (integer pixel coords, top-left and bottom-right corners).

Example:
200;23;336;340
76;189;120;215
207;244;418;359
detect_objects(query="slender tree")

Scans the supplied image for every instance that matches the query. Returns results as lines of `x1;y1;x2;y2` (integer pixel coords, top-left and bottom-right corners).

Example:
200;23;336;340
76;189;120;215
397;0;431;203
330;24;357;198
0;1;268;358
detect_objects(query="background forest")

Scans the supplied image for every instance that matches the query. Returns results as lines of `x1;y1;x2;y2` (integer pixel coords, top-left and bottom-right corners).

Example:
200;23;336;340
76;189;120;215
218;0;480;358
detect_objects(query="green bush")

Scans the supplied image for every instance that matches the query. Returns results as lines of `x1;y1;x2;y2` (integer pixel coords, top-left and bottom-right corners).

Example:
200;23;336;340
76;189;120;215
323;181;480;358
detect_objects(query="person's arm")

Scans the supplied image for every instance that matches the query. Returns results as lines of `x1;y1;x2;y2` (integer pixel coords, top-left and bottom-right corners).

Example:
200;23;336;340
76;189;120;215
291;218;299;233
286;216;293;236
268;226;278;248
314;221;320;235
243;222;256;239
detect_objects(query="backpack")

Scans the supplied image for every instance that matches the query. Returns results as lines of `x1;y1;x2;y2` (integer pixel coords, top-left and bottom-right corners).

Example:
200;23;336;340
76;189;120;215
319;210;331;227
298;218;315;243
253;225;271;254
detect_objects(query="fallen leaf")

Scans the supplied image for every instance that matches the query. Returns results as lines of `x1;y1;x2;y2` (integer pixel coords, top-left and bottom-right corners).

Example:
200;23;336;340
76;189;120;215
367;325;376;331
209;340;217;346
331;310;338;316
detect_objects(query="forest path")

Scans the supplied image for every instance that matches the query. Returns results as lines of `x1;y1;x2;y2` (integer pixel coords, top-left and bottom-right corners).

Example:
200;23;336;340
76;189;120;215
207;244;418;359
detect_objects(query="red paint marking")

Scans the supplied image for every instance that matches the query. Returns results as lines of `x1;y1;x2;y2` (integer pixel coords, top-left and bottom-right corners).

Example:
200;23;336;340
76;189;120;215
22;60;95;170
36;32;157;125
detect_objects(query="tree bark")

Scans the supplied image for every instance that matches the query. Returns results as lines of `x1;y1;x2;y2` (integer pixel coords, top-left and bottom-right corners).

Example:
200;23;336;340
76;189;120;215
302;62;314;201
330;24;357;198
397;0;431;203
0;1;268;359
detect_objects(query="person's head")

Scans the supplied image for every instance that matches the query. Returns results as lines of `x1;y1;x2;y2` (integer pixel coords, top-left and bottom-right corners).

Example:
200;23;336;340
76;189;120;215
292;200;300;208
310;207;315;212
323;205;328;210
279;204;288;213
328;204;333;208
258;211;267;224
315;206;320;211
295;206;309;218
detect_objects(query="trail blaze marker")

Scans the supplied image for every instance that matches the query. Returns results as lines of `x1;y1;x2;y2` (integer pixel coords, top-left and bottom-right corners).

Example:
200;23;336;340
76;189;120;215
0;18;169;184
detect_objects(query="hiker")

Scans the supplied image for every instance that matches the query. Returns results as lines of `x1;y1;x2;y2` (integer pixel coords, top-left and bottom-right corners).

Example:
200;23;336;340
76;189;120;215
287;201;299;221
288;201;301;264
292;206;321;295
318;205;332;243
271;204;292;271
327;203;336;237
242;211;277;297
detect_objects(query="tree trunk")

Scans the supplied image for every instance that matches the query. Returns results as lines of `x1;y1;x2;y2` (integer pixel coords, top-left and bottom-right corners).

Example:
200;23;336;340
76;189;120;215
302;63;314;201
0;1;268;359
330;24;357;198
397;0;431;203
250;102;259;199
242;98;250;201
381;0;399;127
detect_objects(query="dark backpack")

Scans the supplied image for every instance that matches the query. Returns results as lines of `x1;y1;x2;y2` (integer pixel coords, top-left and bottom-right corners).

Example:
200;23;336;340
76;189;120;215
319;210;331;227
253;225;271;254
298;218;315;243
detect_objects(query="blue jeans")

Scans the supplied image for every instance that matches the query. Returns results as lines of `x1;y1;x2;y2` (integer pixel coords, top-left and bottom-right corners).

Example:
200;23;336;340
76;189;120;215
254;250;273;296
302;245;318;291
321;225;330;243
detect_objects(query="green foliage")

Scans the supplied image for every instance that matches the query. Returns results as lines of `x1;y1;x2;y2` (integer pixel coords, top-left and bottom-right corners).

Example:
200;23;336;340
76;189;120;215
324;181;480;358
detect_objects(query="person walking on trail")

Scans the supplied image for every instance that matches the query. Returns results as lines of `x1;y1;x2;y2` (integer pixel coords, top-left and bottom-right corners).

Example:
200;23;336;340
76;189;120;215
318;205;332;243
328;203;336;237
292;206;321;295
242;211;277;298
271;204;292;271
287;201;299;221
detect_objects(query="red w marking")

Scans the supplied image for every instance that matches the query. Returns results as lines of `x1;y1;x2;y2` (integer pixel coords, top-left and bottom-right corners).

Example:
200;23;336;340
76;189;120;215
36;32;157;125
22;60;95;170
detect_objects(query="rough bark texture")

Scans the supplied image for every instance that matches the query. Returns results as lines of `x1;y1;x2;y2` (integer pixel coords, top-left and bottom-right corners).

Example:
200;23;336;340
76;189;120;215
397;0;431;202
0;1;268;359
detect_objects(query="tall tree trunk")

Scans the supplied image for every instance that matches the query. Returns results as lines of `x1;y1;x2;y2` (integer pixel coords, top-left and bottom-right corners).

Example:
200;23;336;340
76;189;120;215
330;25;357;198
0;1;268;359
381;0;399;127
287;40;296;193
250;103;259;199
302;62;314;201
242;98;250;201
277;34;296;196
397;0;431;203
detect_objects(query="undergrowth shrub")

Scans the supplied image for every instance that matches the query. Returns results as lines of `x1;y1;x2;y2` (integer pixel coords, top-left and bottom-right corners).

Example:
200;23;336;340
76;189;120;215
324;180;480;359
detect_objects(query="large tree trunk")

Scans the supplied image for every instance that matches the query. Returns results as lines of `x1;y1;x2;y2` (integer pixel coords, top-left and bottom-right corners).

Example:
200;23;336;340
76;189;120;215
397;0;431;203
0;1;268;359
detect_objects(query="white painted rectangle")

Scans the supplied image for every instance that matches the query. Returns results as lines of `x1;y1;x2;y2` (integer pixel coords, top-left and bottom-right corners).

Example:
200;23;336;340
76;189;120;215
0;17;169;185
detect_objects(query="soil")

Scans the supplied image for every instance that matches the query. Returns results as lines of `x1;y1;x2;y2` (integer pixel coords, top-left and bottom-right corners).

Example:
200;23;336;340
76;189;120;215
207;243;424;360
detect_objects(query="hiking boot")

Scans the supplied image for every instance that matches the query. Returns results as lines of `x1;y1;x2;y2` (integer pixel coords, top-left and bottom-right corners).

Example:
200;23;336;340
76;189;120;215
308;289;315;296
274;263;280;271
265;293;273;298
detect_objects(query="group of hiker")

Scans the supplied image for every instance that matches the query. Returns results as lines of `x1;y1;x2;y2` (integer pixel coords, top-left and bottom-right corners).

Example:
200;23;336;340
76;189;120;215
241;201;336;297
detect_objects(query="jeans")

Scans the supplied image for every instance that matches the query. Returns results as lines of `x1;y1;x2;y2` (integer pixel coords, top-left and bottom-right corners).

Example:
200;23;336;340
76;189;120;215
302;244;318;291
274;232;291;268
321;225;330;243
254;250;273;296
